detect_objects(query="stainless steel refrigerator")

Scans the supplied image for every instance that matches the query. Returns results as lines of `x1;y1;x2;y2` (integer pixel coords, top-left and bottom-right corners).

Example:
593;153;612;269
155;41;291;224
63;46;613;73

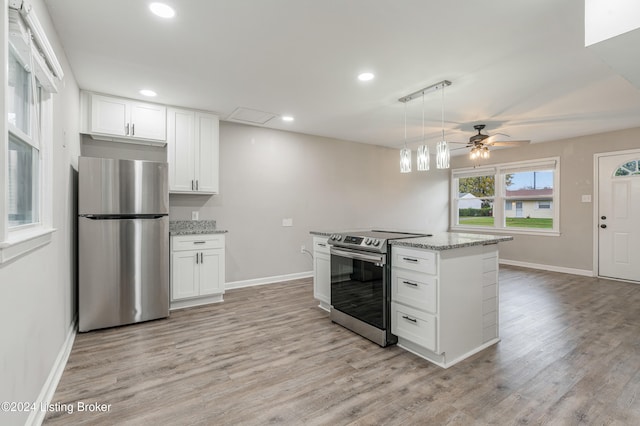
78;156;169;332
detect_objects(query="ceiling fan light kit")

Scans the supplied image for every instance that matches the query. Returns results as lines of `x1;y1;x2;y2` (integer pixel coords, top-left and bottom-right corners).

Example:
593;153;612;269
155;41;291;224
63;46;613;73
464;123;530;160
398;80;451;173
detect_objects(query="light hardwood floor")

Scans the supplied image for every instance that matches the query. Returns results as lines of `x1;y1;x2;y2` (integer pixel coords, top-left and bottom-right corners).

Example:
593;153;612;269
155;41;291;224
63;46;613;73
44;266;640;425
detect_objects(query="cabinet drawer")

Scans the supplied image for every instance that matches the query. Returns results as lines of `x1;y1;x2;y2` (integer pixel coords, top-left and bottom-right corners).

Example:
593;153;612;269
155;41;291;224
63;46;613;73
172;234;224;251
391;269;437;314
313;237;330;254
392;246;437;274
391;302;437;353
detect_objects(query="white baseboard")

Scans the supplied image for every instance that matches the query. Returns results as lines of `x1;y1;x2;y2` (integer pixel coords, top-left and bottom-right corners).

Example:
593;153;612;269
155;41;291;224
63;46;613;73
499;259;594;277
170;294;224;311
225;271;313;290
27;317;77;426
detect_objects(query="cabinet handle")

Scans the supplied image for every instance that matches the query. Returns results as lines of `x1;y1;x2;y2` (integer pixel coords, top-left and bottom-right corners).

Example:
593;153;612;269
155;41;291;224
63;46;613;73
196;253;199;264
196;180;199;190
318;243;327;247
402;315;417;323
193;241;206;245
131;123;135;136
125;123;130;135
191;180;194;190
402;280;418;287
402;257;418;263
200;253;203;263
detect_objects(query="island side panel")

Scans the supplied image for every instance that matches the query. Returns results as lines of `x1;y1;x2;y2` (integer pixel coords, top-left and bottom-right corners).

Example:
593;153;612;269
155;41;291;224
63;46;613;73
438;244;489;364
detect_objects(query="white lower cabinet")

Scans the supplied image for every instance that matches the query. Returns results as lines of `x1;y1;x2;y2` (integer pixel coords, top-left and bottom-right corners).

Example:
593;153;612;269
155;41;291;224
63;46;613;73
171;234;225;309
391;243;499;368
312;236;331;311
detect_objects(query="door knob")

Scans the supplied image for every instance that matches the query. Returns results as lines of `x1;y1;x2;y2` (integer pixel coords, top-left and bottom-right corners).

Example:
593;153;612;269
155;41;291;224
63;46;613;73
600;224;607;229
601;216;606;220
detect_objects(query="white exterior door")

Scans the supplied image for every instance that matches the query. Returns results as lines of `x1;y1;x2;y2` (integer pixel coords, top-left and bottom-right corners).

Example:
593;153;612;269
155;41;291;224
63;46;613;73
515;201;523;218
598;152;640;282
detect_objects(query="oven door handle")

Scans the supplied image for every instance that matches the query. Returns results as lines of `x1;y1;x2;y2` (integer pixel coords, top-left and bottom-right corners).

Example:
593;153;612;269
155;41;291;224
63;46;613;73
330;247;386;265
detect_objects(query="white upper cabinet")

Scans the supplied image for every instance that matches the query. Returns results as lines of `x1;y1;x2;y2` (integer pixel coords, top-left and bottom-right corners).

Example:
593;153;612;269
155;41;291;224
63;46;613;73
167;107;219;194
81;91;166;145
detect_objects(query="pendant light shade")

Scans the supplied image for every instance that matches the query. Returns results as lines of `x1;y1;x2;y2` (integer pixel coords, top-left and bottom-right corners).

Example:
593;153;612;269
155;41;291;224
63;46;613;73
417;145;430;171
400;147;412;173
435;82;450;169
436;140;450;169
399;102;411;173
417;93;430;171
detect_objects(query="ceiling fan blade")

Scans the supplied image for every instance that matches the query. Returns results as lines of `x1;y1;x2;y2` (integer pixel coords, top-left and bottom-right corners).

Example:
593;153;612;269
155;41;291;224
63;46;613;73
487;140;530;147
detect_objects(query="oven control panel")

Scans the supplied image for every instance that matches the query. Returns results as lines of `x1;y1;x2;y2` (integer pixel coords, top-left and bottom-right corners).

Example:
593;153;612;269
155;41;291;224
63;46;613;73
329;234;382;249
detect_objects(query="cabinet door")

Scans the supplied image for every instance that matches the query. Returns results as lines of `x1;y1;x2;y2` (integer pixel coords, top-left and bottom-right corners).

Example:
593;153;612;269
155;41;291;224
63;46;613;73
314;252;331;304
167;108;196;192
90;94;128;136
194;112;220;193
171;251;199;300
130;101;166;141
199;249;224;295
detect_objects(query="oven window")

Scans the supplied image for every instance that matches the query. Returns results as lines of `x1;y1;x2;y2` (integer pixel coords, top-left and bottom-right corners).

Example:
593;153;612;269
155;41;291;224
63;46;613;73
331;254;384;329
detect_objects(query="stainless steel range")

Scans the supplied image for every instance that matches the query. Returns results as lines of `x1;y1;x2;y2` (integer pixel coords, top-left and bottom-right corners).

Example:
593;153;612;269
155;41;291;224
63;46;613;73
328;230;424;347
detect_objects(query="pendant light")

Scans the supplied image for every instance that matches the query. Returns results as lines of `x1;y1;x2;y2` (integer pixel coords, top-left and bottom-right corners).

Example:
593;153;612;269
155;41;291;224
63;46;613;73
416;92;430;171
400;102;411;173
397;80;451;173
436;83;450;169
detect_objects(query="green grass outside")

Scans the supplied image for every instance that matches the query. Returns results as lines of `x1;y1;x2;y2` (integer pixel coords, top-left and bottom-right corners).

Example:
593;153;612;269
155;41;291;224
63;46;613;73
459;217;553;229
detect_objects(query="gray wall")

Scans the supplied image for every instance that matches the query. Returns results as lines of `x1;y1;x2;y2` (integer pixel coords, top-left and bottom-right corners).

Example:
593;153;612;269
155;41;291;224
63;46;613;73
170;122;450;282
451;126;640;273
0;1;81;424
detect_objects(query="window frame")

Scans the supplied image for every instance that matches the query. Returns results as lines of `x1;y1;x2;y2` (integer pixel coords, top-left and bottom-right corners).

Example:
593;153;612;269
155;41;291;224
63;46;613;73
1;4;59;263
451;157;560;236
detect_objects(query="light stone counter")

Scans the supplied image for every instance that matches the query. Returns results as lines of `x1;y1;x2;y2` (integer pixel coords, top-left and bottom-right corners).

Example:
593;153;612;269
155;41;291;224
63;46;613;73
169;220;227;236
391;232;513;251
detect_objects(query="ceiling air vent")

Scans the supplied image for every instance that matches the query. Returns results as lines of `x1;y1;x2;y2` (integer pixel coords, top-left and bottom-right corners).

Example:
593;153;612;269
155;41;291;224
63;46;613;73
227;107;277;125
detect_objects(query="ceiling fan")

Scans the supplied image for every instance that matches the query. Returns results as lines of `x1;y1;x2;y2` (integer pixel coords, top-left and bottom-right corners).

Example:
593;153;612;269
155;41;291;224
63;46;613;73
454;124;530;159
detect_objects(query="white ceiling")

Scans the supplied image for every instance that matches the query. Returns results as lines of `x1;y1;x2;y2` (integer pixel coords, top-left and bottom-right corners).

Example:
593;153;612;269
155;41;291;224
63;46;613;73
44;0;640;151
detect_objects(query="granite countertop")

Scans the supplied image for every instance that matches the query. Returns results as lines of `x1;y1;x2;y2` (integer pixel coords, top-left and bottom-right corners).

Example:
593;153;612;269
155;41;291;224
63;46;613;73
391;232;513;251
169;220;228;236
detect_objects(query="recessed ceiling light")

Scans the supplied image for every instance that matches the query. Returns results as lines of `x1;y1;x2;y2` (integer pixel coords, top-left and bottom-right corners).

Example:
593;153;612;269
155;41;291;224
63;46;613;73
358;72;375;81
282;116;294;122
149;2;175;19
139;89;157;97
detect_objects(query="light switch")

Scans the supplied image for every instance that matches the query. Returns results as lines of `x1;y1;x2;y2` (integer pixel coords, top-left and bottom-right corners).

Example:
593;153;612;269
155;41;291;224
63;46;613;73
192;211;199;220
581;195;592;203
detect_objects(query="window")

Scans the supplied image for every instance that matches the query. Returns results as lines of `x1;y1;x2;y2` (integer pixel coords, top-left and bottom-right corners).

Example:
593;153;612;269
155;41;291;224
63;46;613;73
8;49;41;228
452;158;560;235
455;174;495;227
537;201;552;209
614;160;640;176
2;4;62;262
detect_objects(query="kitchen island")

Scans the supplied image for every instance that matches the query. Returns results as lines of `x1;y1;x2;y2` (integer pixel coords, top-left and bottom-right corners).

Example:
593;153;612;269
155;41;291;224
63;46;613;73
311;230;512;368
390;232;512;368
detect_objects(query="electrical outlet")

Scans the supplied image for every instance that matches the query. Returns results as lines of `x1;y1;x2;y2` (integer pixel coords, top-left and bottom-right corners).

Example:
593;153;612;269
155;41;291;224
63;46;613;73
282;218;293;227
191;211;199;220
301;245;305;253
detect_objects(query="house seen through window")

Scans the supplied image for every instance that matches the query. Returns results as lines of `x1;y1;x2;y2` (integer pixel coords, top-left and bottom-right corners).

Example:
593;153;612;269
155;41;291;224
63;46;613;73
452;159;559;234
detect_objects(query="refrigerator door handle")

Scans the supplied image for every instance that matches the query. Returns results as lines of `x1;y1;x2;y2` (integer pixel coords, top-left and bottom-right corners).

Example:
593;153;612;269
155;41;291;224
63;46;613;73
80;214;168;220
